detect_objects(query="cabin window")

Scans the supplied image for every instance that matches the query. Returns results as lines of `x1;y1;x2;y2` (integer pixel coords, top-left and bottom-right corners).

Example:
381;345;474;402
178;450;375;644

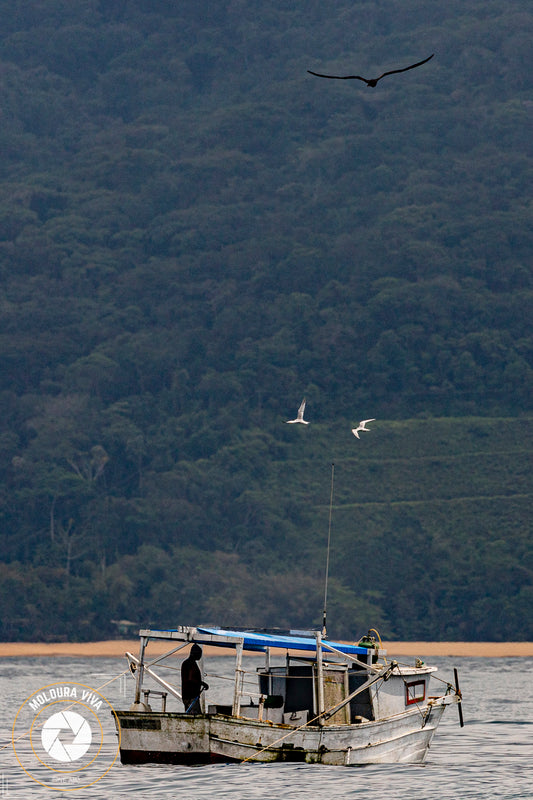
405;680;426;705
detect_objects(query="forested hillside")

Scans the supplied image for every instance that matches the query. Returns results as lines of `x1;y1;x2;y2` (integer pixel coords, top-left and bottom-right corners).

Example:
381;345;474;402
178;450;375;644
0;1;531;641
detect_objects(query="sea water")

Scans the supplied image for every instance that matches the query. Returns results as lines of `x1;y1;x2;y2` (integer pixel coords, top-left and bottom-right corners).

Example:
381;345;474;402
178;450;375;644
0;654;531;799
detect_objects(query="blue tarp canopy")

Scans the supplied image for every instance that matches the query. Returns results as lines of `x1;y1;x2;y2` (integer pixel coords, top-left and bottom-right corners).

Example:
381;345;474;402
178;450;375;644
197;627;370;655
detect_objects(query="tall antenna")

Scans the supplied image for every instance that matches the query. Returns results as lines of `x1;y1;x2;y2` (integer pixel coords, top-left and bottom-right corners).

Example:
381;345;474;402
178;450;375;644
322;462;335;636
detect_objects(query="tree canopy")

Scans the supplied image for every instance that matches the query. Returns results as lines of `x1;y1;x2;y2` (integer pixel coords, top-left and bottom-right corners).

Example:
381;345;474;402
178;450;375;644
0;0;531;641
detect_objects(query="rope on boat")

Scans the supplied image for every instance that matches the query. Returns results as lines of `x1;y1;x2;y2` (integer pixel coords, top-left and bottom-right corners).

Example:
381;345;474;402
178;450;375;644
241;663;394;763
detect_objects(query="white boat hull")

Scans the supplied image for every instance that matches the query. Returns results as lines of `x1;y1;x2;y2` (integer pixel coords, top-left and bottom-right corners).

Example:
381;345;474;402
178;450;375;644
116;698;451;766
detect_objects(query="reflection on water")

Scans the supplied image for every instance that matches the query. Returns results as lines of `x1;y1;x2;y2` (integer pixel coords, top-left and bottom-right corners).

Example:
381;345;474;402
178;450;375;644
0;655;531;799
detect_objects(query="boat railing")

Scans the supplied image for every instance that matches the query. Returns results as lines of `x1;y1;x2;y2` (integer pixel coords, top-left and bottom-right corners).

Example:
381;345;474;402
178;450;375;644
126;651;182;710
141;689;168;712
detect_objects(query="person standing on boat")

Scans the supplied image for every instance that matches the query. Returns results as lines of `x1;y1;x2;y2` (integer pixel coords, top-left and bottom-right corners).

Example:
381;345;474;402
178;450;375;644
181;643;209;713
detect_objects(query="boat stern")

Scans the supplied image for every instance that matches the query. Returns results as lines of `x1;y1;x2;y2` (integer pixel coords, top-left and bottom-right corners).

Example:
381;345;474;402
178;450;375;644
115;711;210;765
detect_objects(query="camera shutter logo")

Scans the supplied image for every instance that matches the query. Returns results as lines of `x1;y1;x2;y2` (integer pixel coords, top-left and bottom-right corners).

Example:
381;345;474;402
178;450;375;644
41;710;92;762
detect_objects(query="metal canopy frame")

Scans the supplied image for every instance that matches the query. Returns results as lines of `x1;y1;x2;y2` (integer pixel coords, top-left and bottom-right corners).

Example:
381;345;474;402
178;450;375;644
131;626;385;718
137;626;384;656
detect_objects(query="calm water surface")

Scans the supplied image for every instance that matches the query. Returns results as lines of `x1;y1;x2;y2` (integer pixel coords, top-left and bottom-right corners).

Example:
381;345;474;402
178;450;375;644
0;654;531;799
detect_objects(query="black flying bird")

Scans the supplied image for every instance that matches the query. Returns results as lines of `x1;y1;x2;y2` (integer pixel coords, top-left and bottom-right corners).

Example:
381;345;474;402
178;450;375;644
307;53;434;87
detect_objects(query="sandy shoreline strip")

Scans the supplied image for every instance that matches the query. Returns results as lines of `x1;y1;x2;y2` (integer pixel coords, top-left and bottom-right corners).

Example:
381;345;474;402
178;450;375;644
1;640;532;658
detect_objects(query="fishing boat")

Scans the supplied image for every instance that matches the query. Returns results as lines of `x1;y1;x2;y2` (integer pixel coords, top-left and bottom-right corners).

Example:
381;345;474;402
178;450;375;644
114;624;463;765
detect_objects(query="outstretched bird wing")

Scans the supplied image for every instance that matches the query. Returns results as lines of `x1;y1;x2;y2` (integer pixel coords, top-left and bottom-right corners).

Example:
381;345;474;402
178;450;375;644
307;70;367;82
307;54;434;84
375;53;434;81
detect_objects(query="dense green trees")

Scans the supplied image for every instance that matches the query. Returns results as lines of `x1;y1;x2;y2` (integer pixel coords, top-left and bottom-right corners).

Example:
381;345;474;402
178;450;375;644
0;1;531;641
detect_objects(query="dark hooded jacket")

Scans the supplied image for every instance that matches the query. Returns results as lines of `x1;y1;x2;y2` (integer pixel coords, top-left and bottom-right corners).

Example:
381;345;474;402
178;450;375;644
181;643;209;712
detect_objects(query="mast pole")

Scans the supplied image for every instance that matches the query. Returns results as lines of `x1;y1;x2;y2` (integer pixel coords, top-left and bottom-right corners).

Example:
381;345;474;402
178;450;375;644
315;630;325;724
322;462;335;636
